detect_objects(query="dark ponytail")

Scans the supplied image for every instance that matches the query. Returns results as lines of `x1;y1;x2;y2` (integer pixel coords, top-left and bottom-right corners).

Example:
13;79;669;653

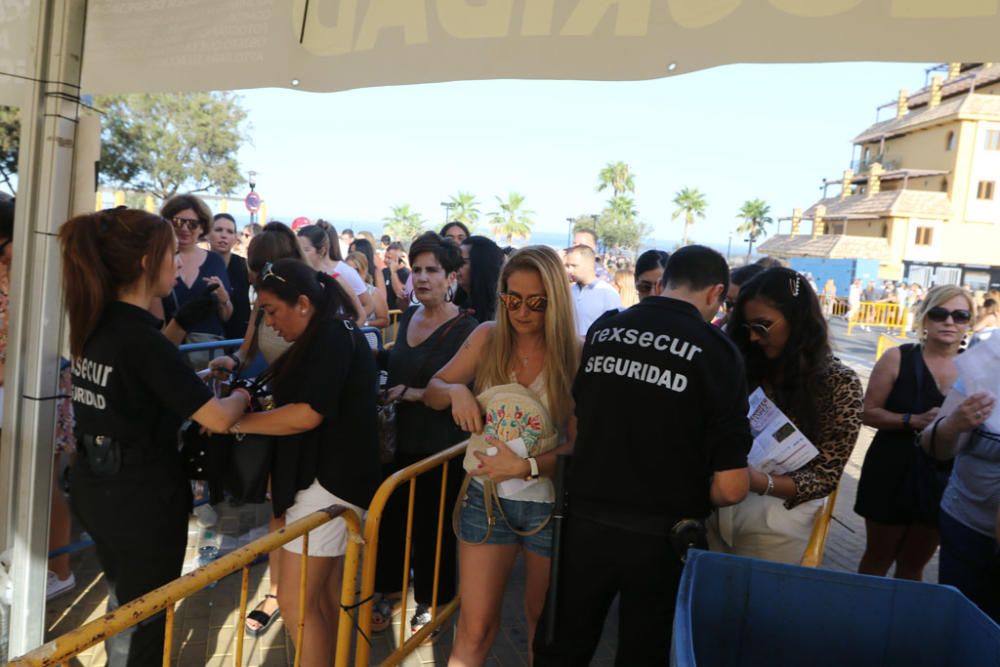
58;208;174;358
255;258;360;396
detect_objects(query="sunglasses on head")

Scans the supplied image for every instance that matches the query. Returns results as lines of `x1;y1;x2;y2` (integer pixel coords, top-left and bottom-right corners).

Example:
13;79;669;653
926;307;971;324
171;216;202;232
260;262;287;284
742;319;782;338
499;293;548;313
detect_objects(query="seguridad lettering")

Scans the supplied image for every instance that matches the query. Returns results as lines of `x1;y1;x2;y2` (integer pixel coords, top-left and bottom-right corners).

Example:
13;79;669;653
589;326;703;361
71;357;114;387
72;385;107;410
583;354;688;393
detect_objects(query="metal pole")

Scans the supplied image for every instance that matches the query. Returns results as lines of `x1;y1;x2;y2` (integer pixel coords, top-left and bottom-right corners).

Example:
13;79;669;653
0;0;86;655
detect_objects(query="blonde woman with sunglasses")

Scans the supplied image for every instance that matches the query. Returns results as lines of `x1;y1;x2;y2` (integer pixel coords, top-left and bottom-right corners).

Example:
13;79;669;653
426;246;579;666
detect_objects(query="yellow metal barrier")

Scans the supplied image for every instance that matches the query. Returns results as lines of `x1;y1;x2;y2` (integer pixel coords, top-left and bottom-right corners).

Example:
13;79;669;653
875;333;909;362
800;487;839;568
7;505;363;667
384;309;403;347
356;440;468;667
847;301;908;336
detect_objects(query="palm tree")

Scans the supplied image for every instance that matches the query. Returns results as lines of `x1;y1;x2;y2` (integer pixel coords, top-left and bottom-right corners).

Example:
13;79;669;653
596;161;635;196
671;187;707;247
488;192;534;246
606;195;638;223
382;203;426;242
447;191;480;229
736;198;774;259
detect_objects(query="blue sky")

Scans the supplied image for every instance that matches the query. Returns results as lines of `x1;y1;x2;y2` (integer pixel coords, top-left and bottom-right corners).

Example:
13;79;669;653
235;61;932;246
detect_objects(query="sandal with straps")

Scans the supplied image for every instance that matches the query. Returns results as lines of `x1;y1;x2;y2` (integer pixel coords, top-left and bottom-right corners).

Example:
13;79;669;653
410;603;441;645
372;597;396;633
245;594;281;637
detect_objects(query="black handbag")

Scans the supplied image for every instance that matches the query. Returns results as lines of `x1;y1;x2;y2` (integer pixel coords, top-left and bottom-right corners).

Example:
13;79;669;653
225;432;273;504
181;421;232;481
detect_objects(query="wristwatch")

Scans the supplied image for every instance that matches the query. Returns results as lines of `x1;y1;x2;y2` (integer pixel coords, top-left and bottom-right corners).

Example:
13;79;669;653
526;457;540;480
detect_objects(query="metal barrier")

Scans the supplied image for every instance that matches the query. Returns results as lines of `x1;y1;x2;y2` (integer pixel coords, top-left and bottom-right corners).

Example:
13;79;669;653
355;440;468;667
800;487;839;568
819;296;849;319
847;302;908;336
383;310;402;349
875;333;908;361
7;505;363;667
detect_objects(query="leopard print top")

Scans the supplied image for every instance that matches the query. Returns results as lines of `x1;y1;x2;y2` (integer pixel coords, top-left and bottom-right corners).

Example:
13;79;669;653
780;357;863;509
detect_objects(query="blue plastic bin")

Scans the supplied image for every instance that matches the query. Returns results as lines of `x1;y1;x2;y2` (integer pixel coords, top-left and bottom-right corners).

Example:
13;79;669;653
672;550;1000;667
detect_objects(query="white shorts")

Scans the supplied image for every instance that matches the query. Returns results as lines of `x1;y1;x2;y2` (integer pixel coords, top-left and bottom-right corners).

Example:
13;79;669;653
282;479;365;557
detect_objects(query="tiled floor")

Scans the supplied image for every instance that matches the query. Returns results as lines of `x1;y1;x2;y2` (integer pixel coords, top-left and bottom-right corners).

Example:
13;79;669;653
41;321;922;665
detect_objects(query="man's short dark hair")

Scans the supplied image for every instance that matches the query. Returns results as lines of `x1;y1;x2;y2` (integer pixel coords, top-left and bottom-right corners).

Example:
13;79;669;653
387;241;404;252
565;244;596;261
755;256;784;269
731;263;765;287
341;228;355;238
380;234;391;246
574;228;598;247
661;245;729;293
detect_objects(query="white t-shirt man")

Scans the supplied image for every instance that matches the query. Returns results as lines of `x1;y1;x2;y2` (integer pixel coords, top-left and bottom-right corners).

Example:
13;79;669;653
572;280;623;337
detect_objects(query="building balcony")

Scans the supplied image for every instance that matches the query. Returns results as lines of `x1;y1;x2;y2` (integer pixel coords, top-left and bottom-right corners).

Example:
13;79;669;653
850;155;900;173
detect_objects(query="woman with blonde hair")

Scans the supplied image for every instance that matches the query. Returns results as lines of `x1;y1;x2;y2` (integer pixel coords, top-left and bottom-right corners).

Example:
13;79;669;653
613;269;639;308
855;285;973;580
426;246;579;666
345;251;390;328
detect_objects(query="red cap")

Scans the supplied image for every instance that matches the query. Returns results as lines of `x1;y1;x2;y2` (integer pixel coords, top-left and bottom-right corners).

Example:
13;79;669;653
291;216;312;231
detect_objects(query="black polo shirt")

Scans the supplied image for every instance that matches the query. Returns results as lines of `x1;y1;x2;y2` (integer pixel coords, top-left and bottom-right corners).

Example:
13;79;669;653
569;297;751;522
270;318;381;516
71;301;214;452
224;254;251;340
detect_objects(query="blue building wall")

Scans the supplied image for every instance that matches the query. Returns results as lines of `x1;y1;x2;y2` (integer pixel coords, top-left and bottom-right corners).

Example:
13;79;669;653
788;258;881;297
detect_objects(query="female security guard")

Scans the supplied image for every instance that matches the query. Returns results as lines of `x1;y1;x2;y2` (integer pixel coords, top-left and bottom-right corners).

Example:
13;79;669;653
58;208;250;666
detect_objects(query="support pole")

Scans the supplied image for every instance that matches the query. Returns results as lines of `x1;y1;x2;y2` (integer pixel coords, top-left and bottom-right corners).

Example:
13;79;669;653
0;0;87;655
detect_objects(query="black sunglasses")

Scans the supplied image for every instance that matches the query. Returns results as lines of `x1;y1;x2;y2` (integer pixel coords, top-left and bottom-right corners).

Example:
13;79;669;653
926;307;971;324
499;293;548;313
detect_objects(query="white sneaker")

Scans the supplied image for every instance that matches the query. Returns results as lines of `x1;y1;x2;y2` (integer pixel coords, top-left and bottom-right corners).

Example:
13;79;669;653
193;503;218;528
47;570;76;601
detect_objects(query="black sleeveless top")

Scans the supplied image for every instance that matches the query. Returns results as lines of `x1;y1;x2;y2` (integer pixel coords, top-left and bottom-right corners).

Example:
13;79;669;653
855;344;947;524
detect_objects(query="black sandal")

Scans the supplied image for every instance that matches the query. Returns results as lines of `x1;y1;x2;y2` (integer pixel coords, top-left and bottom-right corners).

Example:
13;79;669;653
245;594;281;637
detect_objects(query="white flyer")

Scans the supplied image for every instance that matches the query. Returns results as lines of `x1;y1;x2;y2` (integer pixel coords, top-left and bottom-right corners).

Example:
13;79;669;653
746;387;819;474
955;333;1000;397
485;437;537;497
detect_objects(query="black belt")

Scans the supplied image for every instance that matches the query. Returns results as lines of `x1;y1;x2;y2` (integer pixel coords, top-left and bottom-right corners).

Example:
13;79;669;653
571;498;679;537
78;434;166;466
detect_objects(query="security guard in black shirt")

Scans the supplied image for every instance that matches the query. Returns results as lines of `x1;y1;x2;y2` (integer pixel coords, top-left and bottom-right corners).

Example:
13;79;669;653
534;245;753;666
59;208;250;666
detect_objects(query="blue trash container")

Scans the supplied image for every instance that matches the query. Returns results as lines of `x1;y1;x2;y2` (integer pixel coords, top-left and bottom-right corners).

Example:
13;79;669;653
672;550;1000;667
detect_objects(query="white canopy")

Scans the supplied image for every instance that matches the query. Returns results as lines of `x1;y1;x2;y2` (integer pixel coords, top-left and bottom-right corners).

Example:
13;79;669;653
5;0;1000;107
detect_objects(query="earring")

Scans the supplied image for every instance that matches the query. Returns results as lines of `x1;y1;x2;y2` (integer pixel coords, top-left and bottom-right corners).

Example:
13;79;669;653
301;309;306;315
446;285;455;303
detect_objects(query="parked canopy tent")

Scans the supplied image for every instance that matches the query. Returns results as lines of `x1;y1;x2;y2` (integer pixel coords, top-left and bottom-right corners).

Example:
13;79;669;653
3;0;1000;657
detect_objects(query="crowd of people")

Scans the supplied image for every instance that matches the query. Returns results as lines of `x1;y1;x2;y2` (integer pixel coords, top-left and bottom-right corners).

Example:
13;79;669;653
1;189;997;666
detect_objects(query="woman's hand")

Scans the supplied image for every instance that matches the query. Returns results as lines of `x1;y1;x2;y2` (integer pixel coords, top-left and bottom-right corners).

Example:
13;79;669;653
208;354;237;379
450;385;483;434
473;436;529;483
944;392;996;433
204;276;230;305
911;406;940;431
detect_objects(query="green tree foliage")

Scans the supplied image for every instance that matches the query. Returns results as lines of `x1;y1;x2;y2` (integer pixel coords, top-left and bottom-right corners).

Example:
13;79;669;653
671;187;708;247
599;195;650;252
0;106;19;189
447;191;480;229
95;92;249;200
596;161;635;196
383;203;427;242
736;198;774;258
489;192;534;246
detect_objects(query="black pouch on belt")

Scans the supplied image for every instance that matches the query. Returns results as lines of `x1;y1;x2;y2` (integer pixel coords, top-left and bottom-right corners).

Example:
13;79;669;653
81;435;122;476
669;519;707;563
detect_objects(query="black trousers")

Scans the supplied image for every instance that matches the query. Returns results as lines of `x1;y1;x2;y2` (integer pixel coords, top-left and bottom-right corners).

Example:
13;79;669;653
373;453;464;607
70;458;191;667
533;514;683;667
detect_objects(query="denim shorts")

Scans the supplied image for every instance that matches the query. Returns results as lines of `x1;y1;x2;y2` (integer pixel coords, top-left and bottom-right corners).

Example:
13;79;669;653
457;479;554;557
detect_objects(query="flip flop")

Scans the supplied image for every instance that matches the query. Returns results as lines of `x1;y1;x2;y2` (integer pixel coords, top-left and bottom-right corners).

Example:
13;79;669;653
245;594;281;637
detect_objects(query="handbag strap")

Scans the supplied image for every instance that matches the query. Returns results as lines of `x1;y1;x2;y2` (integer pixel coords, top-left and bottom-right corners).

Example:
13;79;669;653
452;472;553;545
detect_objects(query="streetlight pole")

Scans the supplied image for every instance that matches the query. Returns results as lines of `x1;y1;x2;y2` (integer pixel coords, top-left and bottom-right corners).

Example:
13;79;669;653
440;201;455;224
565;217;574;247
248;170;257;225
727;233;733;263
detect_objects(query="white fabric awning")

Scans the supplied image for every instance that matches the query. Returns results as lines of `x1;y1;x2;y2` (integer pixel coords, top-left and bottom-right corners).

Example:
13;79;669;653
6;0;1000;105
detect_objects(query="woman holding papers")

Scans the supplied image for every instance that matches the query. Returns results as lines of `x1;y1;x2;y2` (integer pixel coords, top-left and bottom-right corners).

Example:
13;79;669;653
708;267;863;563
920;342;999;621
426;246;579;666
855;286;972;580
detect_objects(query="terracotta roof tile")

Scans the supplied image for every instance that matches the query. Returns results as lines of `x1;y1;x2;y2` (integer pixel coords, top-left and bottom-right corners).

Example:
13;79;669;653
758;234;890;261
908;64;1000;108
803;190;951;219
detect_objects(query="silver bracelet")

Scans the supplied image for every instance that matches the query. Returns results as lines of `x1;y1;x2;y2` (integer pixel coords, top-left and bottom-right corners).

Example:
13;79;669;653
231;420;246;442
760;473;774;497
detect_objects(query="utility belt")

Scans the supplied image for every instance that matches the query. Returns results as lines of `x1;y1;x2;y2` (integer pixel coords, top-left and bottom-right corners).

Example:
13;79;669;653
77;434;165;475
571;498;707;562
